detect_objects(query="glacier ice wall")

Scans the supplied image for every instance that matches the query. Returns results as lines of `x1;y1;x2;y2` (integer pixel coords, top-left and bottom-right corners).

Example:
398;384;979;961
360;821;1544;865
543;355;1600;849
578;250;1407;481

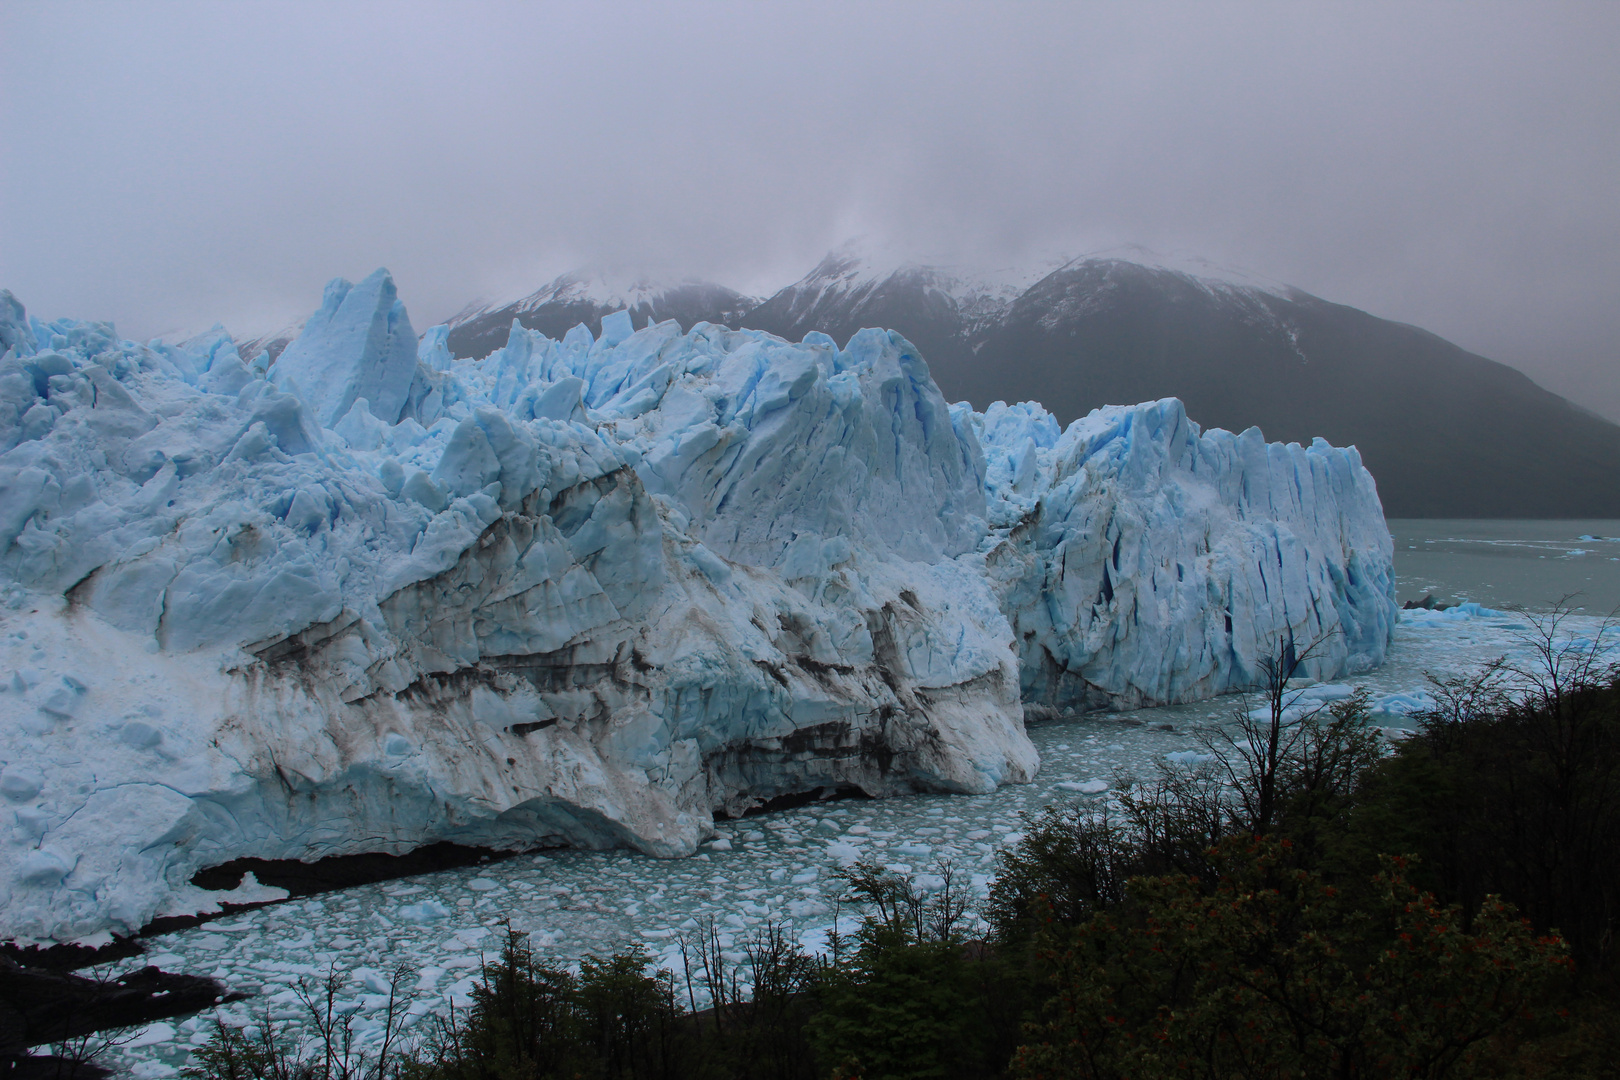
0;277;1393;943
971;399;1395;713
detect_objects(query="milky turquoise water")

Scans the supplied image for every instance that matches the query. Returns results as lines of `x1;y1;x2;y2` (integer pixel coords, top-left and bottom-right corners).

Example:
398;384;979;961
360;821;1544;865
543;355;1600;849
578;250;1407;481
1389;518;1620;614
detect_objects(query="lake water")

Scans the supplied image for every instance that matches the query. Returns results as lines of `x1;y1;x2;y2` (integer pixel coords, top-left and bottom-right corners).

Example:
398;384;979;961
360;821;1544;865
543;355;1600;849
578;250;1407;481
1390;518;1620;615
101;521;1620;1076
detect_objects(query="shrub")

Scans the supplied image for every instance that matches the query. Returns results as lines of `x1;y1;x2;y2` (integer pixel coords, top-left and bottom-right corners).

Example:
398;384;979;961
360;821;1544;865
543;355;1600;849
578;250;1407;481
184;961;415;1080
415;929;685;1080
1012;837;1573;1080
1368;666;1620;974
808;860;1025;1080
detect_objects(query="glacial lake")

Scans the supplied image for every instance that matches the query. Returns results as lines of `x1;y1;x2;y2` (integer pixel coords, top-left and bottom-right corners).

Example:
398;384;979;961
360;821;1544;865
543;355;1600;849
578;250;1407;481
1390;518;1620;615
104;520;1620;1077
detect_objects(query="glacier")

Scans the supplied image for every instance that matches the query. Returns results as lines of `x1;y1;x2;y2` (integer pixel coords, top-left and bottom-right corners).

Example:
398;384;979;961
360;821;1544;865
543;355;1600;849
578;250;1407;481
0;272;1395;944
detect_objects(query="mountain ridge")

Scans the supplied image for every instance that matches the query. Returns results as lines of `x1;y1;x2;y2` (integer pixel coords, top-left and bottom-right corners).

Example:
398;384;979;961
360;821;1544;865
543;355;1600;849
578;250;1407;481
443;269;758;360
412;248;1620;518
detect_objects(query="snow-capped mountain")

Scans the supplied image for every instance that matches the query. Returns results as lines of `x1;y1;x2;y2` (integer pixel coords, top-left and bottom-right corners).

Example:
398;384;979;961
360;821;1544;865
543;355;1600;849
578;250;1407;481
745;243;1036;337
740;245;1040;383
432;242;1620;517
959;257;1620;519
445;271;758;361
232;319;304;366
735;244;1620;519
740;244;1313;400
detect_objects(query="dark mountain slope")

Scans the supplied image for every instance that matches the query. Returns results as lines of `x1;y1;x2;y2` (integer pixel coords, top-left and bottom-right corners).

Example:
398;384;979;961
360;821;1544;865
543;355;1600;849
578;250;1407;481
440;251;1619;518
446;275;755;360
740;250;996;379
959;260;1620;518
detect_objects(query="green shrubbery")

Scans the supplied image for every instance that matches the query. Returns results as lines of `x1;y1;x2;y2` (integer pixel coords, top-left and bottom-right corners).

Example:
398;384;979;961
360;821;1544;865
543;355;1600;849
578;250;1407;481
182;621;1620;1079
807;860;1028;1080
1011;840;1573;1079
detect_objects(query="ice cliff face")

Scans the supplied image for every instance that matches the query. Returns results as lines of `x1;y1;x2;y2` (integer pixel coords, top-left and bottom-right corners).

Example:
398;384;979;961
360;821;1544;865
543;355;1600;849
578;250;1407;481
0;275;1394;944
971;400;1394;713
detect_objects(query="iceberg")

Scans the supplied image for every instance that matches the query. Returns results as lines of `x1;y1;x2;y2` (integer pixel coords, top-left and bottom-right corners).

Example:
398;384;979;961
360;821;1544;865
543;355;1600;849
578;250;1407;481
0;271;1394;943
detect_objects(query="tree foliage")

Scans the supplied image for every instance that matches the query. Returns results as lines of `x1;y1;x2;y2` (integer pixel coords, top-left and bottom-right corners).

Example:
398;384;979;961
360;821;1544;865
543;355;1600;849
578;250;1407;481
1013;839;1570;1080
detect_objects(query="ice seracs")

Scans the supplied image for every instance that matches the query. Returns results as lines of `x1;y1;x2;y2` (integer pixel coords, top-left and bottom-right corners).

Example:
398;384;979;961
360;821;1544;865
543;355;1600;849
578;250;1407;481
270;268;420;426
974;398;1394;711
0;271;1395;944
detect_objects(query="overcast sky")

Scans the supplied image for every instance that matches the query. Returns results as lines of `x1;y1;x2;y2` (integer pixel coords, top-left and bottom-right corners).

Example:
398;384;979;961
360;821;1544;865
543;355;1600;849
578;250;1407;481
3;1;1617;417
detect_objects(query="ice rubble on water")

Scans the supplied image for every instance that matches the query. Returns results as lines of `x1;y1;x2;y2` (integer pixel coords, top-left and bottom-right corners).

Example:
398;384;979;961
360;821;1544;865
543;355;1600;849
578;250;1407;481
0;270;1395;943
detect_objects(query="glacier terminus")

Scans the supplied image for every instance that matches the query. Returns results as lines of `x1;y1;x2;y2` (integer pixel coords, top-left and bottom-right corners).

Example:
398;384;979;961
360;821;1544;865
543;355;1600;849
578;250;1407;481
0;270;1395;945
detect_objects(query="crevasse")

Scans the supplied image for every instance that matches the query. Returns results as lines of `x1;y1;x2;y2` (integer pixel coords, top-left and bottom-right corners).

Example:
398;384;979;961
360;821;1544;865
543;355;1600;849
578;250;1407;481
0;272;1394;944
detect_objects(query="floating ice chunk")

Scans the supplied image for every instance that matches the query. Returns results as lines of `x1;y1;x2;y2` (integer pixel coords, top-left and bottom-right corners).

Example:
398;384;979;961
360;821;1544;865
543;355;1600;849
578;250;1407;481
125;1022;177;1050
1401;601;1505;624
1290;683;1356;702
1369;689;1436;718
1056;779;1110;795
0;764;44;801
219;871;288;905
824;841;861;866
397;899;451;924
445;975;480;1007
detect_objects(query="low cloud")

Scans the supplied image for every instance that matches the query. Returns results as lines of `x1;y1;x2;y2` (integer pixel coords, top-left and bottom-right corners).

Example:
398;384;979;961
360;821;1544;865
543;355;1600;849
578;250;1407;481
2;1;1616;416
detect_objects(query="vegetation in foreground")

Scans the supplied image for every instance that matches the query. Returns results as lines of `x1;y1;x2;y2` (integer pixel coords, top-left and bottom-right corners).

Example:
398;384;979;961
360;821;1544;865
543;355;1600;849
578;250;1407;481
157;616;1620;1079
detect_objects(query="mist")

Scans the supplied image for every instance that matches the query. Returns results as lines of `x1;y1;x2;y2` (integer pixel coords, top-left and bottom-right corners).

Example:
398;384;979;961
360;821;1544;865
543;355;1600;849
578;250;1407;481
2;0;1616;417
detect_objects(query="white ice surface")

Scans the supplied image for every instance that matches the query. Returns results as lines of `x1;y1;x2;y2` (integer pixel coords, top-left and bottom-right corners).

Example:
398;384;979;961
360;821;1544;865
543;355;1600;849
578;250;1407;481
0;275;1392;944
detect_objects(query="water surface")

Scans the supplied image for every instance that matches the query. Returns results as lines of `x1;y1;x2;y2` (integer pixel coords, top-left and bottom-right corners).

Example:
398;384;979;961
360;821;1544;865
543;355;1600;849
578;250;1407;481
1389;518;1620;614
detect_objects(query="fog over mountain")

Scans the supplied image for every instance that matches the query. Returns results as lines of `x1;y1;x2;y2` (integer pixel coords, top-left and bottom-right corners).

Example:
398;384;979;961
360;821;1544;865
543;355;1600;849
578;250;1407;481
2;3;1617;425
445;248;1620;519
